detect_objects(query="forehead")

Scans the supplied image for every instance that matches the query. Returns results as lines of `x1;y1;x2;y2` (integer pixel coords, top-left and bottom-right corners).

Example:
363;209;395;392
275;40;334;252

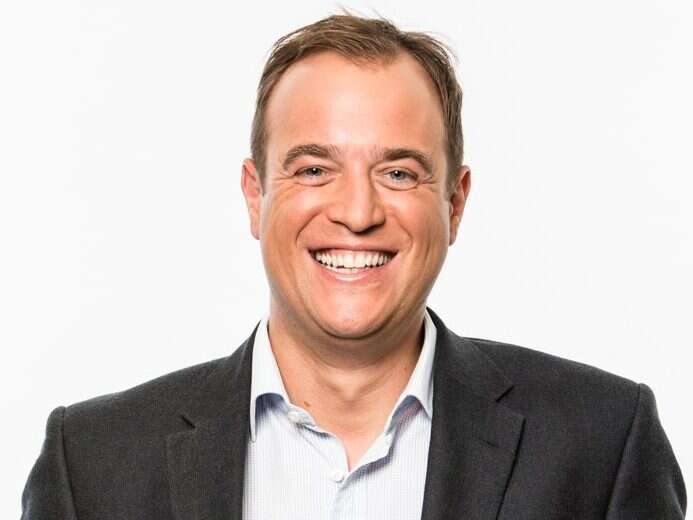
264;51;446;163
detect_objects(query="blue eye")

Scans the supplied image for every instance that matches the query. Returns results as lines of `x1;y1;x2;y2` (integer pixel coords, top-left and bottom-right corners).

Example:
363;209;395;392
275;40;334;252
388;170;413;182
294;166;331;186
299;167;324;177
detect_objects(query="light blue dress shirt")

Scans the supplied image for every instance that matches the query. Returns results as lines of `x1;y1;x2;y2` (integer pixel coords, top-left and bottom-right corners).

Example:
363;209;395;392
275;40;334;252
242;311;437;520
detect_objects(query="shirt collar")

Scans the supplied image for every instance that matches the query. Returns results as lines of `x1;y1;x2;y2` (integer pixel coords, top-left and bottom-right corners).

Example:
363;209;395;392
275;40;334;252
249;310;437;442
248;314;291;442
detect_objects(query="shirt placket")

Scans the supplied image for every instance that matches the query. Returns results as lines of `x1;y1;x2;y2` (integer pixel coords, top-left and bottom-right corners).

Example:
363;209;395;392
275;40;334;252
282;402;354;518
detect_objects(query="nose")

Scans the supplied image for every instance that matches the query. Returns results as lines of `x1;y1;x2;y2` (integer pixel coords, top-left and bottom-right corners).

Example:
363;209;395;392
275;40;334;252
325;171;386;233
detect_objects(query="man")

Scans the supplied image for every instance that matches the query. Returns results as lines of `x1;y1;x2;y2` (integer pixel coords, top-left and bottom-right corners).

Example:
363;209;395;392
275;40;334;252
22;13;685;520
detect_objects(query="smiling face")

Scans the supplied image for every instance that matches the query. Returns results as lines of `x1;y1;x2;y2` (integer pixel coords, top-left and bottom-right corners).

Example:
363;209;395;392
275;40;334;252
242;51;470;344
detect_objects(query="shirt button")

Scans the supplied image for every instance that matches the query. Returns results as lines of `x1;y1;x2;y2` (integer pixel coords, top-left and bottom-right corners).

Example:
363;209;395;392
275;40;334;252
287;410;302;424
330;469;345;483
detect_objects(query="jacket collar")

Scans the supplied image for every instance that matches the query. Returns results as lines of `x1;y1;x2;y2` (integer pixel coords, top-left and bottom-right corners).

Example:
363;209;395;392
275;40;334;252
420;308;524;520
166;324;257;520
166;309;525;520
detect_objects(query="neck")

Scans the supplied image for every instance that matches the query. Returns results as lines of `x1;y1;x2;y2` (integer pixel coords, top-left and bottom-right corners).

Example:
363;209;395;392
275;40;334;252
266;303;426;441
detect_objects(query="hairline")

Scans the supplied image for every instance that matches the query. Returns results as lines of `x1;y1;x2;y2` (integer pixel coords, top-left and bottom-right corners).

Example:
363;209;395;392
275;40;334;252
260;48;456;190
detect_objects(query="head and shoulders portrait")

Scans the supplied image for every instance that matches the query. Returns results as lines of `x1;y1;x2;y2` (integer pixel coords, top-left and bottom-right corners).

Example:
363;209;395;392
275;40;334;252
6;4;689;519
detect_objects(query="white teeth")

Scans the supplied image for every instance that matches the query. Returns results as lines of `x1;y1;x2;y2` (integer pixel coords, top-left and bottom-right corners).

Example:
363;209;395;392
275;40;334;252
312;249;394;270
354;252;366;268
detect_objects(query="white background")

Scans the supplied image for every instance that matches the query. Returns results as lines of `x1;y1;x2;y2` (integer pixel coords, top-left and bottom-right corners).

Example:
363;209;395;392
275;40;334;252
1;0;691;514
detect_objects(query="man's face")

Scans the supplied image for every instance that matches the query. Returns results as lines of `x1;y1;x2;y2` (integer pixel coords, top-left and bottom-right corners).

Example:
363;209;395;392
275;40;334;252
242;51;470;341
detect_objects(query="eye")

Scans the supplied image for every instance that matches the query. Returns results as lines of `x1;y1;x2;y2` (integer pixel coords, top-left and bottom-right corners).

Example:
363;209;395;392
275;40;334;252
298;166;325;177
380;169;418;189
388;169;413;182
295;166;331;186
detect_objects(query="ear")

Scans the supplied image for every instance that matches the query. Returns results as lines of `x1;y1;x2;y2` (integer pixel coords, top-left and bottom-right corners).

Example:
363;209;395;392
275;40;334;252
448;165;471;245
240;158;263;240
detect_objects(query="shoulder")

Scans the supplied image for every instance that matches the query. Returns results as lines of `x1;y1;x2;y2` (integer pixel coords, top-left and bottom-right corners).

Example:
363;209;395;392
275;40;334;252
460;336;642;424
467;336;637;392
61;355;227;438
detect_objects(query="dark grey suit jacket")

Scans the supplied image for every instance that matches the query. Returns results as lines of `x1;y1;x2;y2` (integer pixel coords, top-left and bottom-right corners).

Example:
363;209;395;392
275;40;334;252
22;309;686;519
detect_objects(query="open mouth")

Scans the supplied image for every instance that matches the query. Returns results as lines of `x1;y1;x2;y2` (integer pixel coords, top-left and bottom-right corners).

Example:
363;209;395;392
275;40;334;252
309;249;396;273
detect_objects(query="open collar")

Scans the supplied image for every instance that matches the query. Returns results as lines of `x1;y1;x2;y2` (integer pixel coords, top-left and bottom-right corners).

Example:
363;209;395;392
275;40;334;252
248;310;437;442
167;308;525;520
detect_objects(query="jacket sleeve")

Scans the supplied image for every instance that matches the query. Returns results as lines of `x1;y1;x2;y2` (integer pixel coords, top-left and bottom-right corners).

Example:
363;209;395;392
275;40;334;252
21;406;79;520
605;383;686;519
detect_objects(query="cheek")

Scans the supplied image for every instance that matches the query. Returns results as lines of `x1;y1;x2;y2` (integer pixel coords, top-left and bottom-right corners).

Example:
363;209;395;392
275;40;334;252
388;193;450;243
259;187;324;246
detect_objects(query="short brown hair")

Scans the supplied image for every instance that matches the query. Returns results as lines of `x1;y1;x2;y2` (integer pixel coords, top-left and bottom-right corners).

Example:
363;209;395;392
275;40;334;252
250;13;464;191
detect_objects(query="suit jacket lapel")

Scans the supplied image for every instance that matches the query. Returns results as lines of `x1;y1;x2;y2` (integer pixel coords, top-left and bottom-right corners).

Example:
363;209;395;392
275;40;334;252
164;311;524;520
166;325;257;520
421;310;525;520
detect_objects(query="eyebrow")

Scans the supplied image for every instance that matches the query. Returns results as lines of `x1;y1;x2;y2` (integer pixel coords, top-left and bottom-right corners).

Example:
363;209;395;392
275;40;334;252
282;143;339;171
380;147;433;176
281;143;434;175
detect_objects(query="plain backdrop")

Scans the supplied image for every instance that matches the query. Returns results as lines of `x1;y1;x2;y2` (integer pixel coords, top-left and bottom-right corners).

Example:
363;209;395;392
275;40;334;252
1;0;691;515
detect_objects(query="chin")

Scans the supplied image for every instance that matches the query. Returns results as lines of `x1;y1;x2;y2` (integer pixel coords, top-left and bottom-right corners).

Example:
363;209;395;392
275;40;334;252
312;306;385;340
